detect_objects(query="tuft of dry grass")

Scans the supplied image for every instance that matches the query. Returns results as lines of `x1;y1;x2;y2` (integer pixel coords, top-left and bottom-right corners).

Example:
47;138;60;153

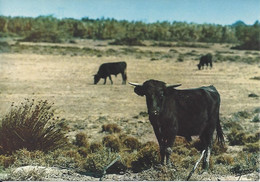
102;123;122;134
0;99;68;155
227;129;247;146
74;132;89;148
102;135;121;152
121;135;142;151
131;141;160;172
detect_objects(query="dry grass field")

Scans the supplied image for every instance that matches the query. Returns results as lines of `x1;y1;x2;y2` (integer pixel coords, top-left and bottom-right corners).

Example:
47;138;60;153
0;39;259;180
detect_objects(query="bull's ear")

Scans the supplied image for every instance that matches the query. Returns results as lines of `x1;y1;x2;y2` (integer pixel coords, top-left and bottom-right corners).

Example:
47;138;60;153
134;86;145;96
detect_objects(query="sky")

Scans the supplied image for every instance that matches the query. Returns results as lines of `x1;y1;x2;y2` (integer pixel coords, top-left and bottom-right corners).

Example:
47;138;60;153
0;0;259;25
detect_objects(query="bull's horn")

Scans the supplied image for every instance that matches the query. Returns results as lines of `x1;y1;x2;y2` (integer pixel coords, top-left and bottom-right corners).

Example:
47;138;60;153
166;84;182;88
128;82;143;86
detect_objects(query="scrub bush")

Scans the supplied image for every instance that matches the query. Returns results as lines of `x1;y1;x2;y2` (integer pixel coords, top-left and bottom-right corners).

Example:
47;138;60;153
102;123;122;134
74;132;89;148
0;99;68;155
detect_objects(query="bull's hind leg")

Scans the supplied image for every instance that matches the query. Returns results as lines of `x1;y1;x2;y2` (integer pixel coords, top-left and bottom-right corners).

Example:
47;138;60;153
202;141;212;170
200;125;214;170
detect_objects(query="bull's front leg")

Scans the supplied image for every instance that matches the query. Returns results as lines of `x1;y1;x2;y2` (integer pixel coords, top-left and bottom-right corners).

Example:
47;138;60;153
103;77;107;84
108;75;113;84
164;123;177;165
151;122;165;164
121;73;126;84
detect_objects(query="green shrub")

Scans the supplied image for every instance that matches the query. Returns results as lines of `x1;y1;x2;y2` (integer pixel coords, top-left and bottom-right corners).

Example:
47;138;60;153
83;148;121;174
243;142;260;152
251;113;260;122
22;30;63;43
11;149;46;167
0;99;68;155
0;41;11;53
230;152;258;175
245;132;259;143
177;55;184;62
45;148;84;169
109;37;145;46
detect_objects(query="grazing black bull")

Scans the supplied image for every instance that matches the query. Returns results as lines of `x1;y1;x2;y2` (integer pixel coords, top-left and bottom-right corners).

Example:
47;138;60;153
197;53;213;70
94;61;127;84
129;79;224;169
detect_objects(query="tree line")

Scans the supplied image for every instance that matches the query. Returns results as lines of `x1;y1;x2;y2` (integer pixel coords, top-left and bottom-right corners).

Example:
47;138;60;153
0;15;259;50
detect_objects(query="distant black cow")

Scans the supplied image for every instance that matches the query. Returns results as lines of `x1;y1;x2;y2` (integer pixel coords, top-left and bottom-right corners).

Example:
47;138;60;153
197;53;213;70
129;80;224;169
94;61;127;84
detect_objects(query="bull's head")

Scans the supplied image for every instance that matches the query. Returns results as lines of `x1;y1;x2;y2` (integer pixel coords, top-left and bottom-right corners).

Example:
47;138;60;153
93;74;100;84
129;80;181;116
197;64;201;70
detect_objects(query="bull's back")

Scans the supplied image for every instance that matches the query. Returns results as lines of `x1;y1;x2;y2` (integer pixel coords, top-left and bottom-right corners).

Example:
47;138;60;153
98;61;127;76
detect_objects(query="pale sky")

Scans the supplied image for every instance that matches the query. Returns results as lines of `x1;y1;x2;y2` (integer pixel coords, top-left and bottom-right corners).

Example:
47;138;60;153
0;0;259;25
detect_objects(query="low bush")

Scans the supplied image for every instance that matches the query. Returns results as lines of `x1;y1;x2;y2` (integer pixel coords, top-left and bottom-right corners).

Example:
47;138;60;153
45;148;84;169
122;136;141;151
77;147;88;157
230;152;258;175
109;37;145;46
102;123;122;134
131;141;160;172
22;30;63;43
227;129;246;146
215;154;234;165
223;121;243;131
212;140;228;155
0;155;15;168
102;135;121;152
74;132;89;148
0;41;11;53
0;99;68;155
83;148;122;174
245;132;259;143
89;142;103;153
243;142;260;152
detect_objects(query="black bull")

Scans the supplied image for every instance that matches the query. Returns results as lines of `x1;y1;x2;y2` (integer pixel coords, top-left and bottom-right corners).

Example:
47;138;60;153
129;79;224;169
197;53;213;70
94;61;127;84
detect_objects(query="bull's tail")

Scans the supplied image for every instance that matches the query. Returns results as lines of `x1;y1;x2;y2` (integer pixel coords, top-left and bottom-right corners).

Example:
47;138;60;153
216;116;225;146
